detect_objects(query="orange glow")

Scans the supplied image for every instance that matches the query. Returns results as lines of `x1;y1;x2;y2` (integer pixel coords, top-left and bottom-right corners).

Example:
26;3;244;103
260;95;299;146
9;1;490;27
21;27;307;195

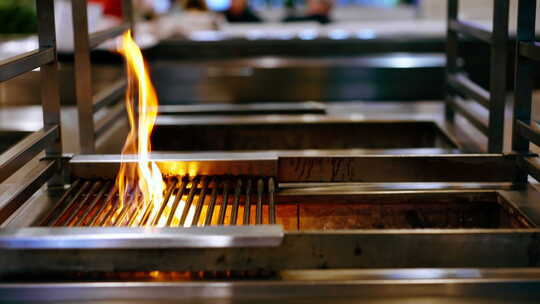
115;31;164;224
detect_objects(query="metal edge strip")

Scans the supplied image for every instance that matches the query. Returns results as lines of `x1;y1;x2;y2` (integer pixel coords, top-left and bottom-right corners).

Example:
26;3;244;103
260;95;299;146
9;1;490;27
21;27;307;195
0;225;284;249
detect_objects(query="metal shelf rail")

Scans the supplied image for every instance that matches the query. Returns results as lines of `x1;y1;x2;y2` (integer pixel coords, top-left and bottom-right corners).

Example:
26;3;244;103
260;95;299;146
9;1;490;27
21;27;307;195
512;0;540;185
446;0;509;153
71;0;134;153
0;0;62;223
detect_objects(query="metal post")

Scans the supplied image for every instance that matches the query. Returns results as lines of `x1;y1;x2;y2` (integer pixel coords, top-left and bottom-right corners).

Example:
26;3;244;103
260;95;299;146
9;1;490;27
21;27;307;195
36;0;62;156
36;0;63;185
512;0;537;184
71;0;134;154
445;0;459;122
487;0;509;153
72;0;96;153
123;0;135;35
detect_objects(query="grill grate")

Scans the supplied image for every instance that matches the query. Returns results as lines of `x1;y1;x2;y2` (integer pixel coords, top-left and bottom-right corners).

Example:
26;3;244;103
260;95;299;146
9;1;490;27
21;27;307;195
37;176;275;227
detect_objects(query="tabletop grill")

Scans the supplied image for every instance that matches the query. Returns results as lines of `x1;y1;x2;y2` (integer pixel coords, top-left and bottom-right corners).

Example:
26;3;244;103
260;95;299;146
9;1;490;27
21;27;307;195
27;169;533;232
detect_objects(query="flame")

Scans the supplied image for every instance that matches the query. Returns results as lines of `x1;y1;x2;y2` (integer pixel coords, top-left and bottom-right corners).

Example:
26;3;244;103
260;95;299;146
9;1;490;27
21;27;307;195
115;31;164;223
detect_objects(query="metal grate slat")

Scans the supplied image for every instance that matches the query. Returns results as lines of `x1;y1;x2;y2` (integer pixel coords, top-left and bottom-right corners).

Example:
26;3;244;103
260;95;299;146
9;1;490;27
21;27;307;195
38;175;275;228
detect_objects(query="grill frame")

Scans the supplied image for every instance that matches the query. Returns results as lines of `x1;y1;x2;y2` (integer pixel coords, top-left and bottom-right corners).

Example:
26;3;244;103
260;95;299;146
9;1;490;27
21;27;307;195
4;2;540;302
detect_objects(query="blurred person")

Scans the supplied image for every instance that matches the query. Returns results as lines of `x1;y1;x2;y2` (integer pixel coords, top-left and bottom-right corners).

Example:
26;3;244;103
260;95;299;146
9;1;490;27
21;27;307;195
283;0;333;24
155;0;222;38
224;0;262;23
89;0;122;19
177;0;221;30
89;0;157;20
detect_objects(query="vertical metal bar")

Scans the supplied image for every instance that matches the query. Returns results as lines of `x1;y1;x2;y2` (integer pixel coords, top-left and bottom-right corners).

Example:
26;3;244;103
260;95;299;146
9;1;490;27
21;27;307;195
230;179;242;225
72;0;96;153
122;0;135;35
445;0;459;122
177;177;199;227
191;176;209;226
513;0;537;184
269;177;276;224
75;180;112;226
205;177;219;226
63;180;102;226
49;181;92;226
487;0;510;153
217;179;229;225
256;178;263;224
243;179;252;225
36;0;63;185
140;178;174;226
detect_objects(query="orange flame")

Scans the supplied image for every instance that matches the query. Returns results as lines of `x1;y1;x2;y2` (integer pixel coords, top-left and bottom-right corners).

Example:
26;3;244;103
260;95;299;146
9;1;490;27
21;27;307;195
115;31;164;223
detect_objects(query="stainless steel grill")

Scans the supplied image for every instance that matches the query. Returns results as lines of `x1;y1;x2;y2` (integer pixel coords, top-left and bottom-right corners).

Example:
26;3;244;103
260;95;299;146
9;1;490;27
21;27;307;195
5;0;540;303
36;175;276;227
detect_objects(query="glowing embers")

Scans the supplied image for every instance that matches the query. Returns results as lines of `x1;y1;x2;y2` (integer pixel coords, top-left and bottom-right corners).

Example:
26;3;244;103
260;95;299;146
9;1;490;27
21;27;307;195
2;270;277;283
37;176;276;227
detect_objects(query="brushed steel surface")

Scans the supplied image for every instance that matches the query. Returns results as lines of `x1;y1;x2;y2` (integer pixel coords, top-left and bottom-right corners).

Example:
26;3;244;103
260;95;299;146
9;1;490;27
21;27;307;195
3;273;540;303
69;153;278;178
3;229;540;274
158;102;326;116
0;225;283;249
277;154;518;183
153;117;458;151
66;153;517;183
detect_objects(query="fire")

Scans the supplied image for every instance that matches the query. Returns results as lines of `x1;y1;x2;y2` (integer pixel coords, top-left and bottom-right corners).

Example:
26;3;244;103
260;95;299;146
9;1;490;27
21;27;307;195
115;31;165;224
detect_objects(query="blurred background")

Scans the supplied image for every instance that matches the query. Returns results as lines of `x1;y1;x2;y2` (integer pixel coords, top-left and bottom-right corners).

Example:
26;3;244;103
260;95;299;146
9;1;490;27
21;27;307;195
0;0;538;108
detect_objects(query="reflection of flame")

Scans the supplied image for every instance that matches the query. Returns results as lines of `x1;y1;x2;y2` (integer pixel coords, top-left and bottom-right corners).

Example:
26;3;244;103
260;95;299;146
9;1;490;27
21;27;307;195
115;31;164;222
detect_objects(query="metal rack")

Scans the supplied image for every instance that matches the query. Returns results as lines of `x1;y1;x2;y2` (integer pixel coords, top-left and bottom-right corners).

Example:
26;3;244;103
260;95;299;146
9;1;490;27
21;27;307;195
512;0;540;185
72;0;134;153
37;174;276;227
446;0;509;153
0;0;62;223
